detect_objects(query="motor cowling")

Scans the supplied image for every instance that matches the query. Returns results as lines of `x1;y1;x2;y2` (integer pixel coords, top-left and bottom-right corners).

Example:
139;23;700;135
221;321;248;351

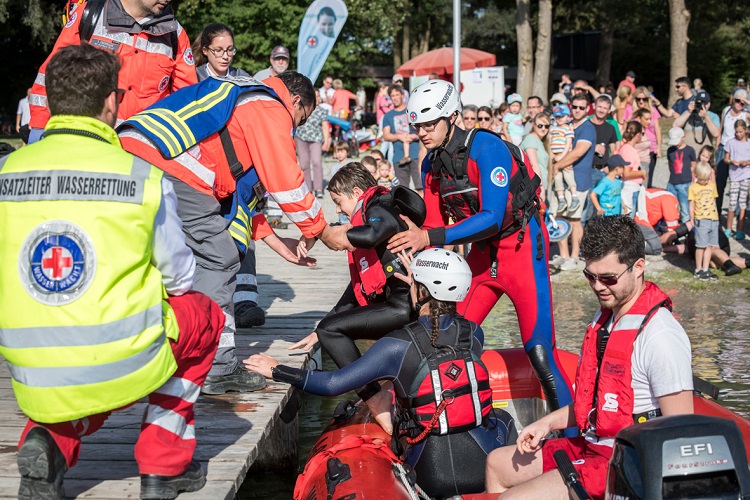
606;414;750;500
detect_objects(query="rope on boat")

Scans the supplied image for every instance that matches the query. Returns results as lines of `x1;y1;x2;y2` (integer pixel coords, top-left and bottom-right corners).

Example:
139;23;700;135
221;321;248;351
392;461;432;500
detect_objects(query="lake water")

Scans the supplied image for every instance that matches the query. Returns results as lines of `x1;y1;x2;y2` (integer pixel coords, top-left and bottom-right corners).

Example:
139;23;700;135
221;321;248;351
241;283;750;498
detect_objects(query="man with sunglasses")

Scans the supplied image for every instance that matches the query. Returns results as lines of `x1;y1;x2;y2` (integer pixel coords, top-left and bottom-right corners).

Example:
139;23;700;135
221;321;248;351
486;215;693;499
550;93;597;271
389;79;576;418
119;71;353;395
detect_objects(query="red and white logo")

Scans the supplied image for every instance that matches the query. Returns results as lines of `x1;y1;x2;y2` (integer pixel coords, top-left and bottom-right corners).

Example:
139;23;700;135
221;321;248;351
183;48;194;66
158;76;170;92
307;36;318;48
41;246;74;280
490;166;509;188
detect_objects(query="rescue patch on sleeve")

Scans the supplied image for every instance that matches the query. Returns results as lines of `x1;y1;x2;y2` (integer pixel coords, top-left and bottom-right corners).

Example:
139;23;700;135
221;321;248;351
65;11;77;28
183;48;194;66
490;166;508;187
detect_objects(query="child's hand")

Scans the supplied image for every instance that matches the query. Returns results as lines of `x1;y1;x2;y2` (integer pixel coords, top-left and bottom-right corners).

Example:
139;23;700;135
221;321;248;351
298;236;316;258
392;250;418;308
564;165;573;172
597;208;604;216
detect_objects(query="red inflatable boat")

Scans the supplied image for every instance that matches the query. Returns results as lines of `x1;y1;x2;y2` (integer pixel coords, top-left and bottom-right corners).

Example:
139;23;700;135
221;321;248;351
294;348;750;499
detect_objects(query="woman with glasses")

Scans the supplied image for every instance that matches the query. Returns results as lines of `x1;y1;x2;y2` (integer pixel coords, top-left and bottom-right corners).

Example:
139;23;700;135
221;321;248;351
462;105;479;129
477;106;494;130
194;24;249;81
521;113;552;204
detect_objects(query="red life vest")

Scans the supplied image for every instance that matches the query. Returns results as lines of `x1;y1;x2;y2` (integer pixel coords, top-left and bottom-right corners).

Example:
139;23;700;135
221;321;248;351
430;128;540;240
348;186;390;306
573;282;673;439
402;318;492;436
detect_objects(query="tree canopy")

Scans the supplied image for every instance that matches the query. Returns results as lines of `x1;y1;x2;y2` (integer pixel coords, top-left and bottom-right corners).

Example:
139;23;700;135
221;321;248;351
0;0;748;120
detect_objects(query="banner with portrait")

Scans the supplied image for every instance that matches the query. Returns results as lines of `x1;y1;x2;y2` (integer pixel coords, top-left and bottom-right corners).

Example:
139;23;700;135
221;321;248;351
297;0;348;84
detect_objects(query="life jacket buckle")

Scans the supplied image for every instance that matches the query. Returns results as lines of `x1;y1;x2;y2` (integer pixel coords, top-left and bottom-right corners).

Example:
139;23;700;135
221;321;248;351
440;389;455;405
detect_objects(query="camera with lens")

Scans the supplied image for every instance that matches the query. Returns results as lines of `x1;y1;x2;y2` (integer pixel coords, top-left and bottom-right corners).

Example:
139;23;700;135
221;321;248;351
694;98;706;110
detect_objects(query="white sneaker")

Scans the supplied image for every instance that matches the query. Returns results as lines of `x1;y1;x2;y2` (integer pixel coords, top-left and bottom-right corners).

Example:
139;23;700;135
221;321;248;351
559;258;580;271
549;255;566;268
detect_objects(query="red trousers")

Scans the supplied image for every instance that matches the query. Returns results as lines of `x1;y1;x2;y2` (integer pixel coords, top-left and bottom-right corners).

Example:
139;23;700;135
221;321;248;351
542;436;613;499
18;292;223;476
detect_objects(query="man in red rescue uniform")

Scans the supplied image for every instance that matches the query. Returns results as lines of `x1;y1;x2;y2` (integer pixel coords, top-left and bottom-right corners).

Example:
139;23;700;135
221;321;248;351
119;72;353;394
484;216;694;499
27;0;197;143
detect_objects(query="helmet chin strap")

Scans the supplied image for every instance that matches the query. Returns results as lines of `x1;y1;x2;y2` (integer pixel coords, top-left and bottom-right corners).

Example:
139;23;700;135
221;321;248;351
437;114;456;150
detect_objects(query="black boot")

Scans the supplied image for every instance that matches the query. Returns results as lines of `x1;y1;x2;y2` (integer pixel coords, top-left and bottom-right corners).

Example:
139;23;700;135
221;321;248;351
235;301;265;328
18;427;67;500
725;261;743;276
140;459;206;499
201;365;267;395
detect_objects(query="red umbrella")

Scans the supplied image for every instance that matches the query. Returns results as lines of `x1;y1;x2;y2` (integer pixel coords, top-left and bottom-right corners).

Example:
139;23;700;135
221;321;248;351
396;47;497;77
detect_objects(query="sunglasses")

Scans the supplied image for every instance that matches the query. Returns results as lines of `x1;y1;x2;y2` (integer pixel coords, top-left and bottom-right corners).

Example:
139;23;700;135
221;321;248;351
582;260;636;287
571;105;587;111
479;116;492;121
536;123;550;129
635;97;648;102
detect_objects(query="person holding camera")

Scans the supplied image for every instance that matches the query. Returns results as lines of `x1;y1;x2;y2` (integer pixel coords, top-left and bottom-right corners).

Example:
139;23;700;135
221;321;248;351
652;79;720;155
672;89;720;155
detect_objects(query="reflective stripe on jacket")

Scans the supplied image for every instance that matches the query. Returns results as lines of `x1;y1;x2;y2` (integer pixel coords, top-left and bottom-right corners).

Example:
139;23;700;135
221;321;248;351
0;115;178;423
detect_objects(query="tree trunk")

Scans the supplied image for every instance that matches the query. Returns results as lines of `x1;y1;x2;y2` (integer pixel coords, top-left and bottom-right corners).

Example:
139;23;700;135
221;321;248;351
595;13;614;87
669;0;690;106
515;0;534;103
401;22;411;68
531;0;552;100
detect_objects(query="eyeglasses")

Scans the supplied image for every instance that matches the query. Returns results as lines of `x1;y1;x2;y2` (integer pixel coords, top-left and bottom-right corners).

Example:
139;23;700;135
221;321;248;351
536;123;550;129
414;118;442;132
296;100;310;127
207;46;237;57
582;260;636;287
571;105;587;111
273;56;289;62
463;115;476;121
479;116;492;122
114;88;125;104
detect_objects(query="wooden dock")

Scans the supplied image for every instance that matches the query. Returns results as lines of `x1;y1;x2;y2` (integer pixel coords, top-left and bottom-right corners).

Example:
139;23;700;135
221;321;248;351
0;193;350;498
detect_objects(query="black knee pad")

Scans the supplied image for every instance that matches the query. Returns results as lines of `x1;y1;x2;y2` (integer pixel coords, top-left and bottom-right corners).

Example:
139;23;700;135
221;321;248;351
675;223;689;238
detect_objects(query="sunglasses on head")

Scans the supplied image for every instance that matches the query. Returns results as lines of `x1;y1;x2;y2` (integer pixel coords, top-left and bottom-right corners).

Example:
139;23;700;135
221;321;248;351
582;260;636;287
571;104;587;111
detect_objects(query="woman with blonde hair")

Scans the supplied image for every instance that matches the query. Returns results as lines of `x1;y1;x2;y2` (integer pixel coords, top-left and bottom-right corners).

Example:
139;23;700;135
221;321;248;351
617;121;648;216
614;85;633;132
520;113;552;204
631;86;662;187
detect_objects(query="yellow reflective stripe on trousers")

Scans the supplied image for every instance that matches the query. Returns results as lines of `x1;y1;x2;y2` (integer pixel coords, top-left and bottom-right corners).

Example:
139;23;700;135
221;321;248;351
177;82;234;120
7;333;167;387
138;108;196;149
0;304;162;348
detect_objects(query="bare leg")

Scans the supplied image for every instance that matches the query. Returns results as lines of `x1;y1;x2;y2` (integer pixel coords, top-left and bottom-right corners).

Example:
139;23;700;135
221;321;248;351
365;381;393;435
485;445;568;499
702;246;713;270
727;210;735;232
695;248;705;270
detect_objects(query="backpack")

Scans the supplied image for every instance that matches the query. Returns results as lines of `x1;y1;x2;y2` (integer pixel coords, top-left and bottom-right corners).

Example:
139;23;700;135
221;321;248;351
74;0;179;58
430;128;541;243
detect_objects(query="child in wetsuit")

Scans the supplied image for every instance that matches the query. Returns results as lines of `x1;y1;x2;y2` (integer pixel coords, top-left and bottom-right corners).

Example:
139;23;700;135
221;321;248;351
288;163;426;432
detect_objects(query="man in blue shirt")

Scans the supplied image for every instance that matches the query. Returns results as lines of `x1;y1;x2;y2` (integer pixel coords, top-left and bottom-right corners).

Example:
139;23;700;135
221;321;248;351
550;93;596;271
382;85;422;193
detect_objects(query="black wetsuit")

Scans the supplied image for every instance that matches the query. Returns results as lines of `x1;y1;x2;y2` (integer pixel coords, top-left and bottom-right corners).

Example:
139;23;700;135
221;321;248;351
274;316;517;498
316;188;421;401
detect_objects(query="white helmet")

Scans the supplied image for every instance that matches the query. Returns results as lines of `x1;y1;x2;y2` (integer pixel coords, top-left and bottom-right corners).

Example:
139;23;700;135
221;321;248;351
407;80;462;125
409;248;472;302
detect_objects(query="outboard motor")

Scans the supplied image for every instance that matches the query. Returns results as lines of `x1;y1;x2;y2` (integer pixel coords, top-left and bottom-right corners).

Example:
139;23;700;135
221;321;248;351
606;414;750;499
